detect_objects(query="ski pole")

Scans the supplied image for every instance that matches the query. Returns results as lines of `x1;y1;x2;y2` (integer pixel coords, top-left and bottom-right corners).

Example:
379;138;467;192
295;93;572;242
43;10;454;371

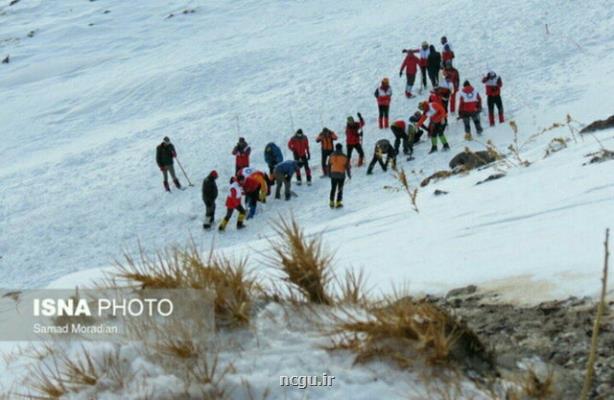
176;158;194;187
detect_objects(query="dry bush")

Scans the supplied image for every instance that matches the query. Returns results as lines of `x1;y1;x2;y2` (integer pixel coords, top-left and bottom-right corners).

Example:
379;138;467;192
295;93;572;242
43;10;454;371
265;217;334;305
335;268;371;307
506;368;556;400
393;168;419;213
327;294;493;370
420;170;454;187
113;243;256;329
23;345;128;399
543;137;569;158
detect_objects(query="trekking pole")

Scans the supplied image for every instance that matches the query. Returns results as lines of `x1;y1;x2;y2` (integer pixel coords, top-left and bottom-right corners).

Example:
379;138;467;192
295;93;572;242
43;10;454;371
176;158;194;187
234;115;241;136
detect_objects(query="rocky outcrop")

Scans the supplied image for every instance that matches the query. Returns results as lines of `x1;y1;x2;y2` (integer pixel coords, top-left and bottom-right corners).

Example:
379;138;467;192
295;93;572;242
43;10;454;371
580;115;614;134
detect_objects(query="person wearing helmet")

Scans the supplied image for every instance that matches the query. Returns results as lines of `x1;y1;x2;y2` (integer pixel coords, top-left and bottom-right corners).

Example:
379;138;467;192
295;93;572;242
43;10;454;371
417;100;450;154
327;143;351;208
201;170;219;229
481;71;504;126
440;36;454;66
345;113;365;166
374;78;392;129
426;45;441;88
232;137;251;174
399;49;420;98
287;129;312;185
156;136;182;192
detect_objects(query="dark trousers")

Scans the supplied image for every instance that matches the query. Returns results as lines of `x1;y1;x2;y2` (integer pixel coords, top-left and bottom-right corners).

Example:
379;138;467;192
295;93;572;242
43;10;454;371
321;149;333;175
420;66;428;89
487;95;504;125
246;191;259;219
274;172;292;200
462;113;483;134
223;205;246;221
293;154;311;182
378;105;389;120
204;200;215;225
427;68;439;87
347;144;364;163
393;134;410;155
405;73;416;95
367;154;393;173
330;176;345;202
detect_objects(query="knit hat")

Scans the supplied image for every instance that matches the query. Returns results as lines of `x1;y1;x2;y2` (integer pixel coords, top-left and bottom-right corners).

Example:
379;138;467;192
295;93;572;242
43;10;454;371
210;170;218;179
335;143;343;151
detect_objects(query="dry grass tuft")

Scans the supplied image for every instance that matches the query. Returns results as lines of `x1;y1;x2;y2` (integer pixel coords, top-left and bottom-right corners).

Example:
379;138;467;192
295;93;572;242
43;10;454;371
506;368;556;400
266;216;334;305
328;295;492;370
114;243;256;329
393;168;419;212
335;268;370;306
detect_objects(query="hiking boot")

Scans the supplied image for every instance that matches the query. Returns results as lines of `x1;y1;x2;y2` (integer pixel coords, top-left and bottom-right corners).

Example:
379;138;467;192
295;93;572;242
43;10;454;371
173;178;182;189
464;132;472;141
329;201;335;208
296;181;302;186
335;201;343;208
443;143;450;151
237;222;246;230
429;145;438;154
163;181;171;192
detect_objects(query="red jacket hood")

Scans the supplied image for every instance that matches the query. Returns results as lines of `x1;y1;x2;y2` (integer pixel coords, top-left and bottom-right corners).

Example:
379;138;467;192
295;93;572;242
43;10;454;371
462;85;475;94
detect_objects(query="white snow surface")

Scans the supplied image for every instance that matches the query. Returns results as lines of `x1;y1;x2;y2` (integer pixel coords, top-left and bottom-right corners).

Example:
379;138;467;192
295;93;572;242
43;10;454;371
1;0;614;397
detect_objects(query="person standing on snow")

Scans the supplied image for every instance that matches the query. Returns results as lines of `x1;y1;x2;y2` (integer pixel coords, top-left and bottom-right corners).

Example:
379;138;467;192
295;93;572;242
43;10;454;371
156;136;182;192
264;142;283;177
417;100;450;154
440;36;455;66
458;80;484;141
328;143;351;208
288;129;312;185
482;71;504;126
218;176;246;231
273;159;298;201
390;119;411;156
427;45;441;88
399;49;419;98
345;113;365;166
240;173;262;220
417;41;430;92
443;61;460;113
374;78;392;129
201;170;218;229
367;139;397;175
232;137;251;173
316;127;338;177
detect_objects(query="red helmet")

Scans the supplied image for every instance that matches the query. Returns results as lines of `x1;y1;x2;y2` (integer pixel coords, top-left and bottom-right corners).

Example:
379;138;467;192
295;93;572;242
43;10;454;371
210;170;218;179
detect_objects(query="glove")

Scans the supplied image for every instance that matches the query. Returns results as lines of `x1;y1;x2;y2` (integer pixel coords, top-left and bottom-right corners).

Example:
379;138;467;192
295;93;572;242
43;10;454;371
307;153;311;161
399;71;403;77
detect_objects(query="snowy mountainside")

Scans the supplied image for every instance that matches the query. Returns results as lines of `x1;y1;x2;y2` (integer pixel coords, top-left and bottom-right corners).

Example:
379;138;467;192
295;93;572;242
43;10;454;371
0;0;613;299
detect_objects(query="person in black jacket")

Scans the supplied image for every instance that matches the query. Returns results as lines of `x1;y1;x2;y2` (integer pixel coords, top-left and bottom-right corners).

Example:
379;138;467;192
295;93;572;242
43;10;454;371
427;45;441;88
201;170;219;229
156;136;182;192
366;139;397;175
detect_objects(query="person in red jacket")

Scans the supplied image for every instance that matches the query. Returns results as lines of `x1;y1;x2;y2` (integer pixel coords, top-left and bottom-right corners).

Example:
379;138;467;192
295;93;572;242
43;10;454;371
345;113;365;166
218;176;246;231
288;129;312;185
440;36;454;66
374;78;392;129
481;71;504;126
417;100;450;154
458;80;484;140
240;173;262;220
399;50;419;98
232;137;251;173
443;61;460;113
435;80;453;112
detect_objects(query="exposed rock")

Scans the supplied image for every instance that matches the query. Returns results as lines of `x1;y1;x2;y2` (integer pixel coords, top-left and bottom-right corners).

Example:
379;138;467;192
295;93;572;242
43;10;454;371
476;173;505;185
433;189;449;196
446;285;478;298
103;10;111;14
420;170;453;187
580;115;614;134
449;149;499;170
1;55;9;64
9;0;20;6
583;149;614;165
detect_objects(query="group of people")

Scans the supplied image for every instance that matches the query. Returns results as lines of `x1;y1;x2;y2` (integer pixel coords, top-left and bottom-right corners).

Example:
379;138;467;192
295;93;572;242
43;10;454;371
154;35;507;231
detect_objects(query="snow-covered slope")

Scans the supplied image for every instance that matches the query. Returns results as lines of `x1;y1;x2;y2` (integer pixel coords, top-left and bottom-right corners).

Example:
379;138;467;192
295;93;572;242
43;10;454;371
1;0;613;298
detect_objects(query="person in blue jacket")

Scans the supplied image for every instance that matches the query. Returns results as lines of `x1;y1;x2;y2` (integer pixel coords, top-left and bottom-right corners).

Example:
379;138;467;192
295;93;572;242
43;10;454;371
264;142;284;176
273;160;298;200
